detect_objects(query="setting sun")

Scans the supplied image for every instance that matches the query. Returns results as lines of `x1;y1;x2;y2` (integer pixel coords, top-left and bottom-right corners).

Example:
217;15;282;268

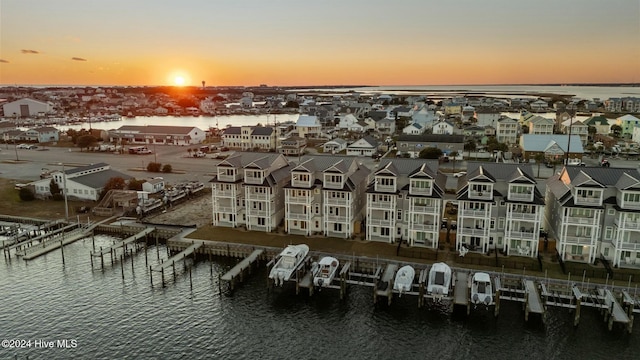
174;76;185;86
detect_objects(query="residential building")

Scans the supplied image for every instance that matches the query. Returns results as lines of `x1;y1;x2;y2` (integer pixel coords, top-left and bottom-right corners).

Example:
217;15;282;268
296;115;322;138
519;134;584;163
496;117;519;144
323;138;348;154
284;156;370;238
617;114;640;138
211;152;291;232
375;118;396;136
365;159;446;248
530;99;548;112
402;123;425;135
221;126;278;151
396;134;464;158
545;166;640;267
432;120;455;135
583;115;613;136
2;98;52;117
456;163;545;257
475;109;501;128
279;136;306;156
346;136;379;156
528;116;555;135
561;119;589;145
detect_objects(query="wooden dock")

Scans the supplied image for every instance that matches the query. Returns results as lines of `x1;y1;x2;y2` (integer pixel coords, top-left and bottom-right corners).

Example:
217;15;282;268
219;249;264;292
453;272;470;314
150;241;204;287
17;227;88;260
374;264;398;306
90;227;156;268
524;280;545;322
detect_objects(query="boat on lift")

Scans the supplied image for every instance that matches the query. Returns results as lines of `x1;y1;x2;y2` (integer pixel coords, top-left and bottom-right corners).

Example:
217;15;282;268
269;244;309;286
427;262;452;297
313;256;339;288
393;265;415;296
470;272;494;306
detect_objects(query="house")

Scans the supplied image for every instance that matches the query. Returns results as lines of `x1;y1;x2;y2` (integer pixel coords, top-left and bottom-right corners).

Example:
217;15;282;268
375;118;396;136
545;166;640;267
24;126;60;143
296;115;322;138
338;113;358;129
475;109;501;128
496;117;519;144
323;138;348;154
530;99;548;112
583;115;613;136
365;158;446;248
348;120;368;133
463;125;486;138
211;152;291;232
110;125;205;145
519;134;584;164
29;163;133;201
142;178;165;194
396;134;464;158
279;136;306;156
221;126;278;151
617;114;640;138
456;163;545;257
560;119;589;145
346;136;379;157
528;116;555;135
402;123;425;135
2;98;52;117
432;120;455;135
284;156;370;238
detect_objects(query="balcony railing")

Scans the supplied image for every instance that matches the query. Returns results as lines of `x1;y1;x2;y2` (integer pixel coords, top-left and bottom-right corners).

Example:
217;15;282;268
324;181;343;189
565;216;594;225
411;223;437;231
410;205;438;213
214;206;236;213
409;188;432;196
507;231;537;240
246;209;269;217
460;209;489;218
244;176;264;185
325;215;348;222
369;201;395;209
574;197;600;206
368;218;394;226
508;212;537;221
246;193;270;201
375;184;396;193
287;196;312;205
216;174;239;182
287;213;310;220
620;201;640;210
508;193;533;202
614;219;640;230
325;197;350;206
468;191;492;200
214;189;236;197
564;235;593;245
291;179;312;188
459;228;487;236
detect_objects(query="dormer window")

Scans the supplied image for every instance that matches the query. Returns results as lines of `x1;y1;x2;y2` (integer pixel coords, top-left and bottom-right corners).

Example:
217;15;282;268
375;176;396;192
410;179;432;195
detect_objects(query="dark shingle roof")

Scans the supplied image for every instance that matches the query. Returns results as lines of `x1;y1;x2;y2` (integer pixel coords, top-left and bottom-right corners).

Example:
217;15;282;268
71;169;133;189
564;167;640;187
397;134;465;143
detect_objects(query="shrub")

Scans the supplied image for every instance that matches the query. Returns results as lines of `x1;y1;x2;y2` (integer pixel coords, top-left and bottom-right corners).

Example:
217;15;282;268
19;187;35;201
147;162;162;172
162;164;173;173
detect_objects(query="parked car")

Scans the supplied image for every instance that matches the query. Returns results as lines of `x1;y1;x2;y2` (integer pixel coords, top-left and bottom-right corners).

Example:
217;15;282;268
193;151;206;158
16;143;29;149
453;171;467;178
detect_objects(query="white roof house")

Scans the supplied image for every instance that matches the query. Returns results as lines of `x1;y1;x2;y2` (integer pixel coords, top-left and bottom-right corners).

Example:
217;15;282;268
520;134;584;161
338;113;358;129
346;136;379;156
296;115;322;138
402;123;425;135
2;98;53;117
323;138;348;154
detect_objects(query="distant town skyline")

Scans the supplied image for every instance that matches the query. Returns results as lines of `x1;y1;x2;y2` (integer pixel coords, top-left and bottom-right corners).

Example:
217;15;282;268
1;0;639;87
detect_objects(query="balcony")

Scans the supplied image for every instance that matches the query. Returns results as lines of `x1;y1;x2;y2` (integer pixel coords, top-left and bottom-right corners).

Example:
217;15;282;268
244;175;264;185
565;216;595;225
246;192;270;201
459;228;487;237
325;197;350;206
507;230;537;240
287;213;310;221
508;193;533;202
459;209;489;218
247;209;269;217
214;189;237;197
216;174;240;183
324;181;343;189
411;222;437;231
287;196;312;205
369;201;395;209
509;212;537;221
409;188;432;196
411;205;438;214
614;218;640;230
325;215;348;222
574;197;601;206
215;206;236;213
375;184;396;193
468;191;492;200
368;218;394;226
620;201;640;210
564;235;593;245
291;179;312;188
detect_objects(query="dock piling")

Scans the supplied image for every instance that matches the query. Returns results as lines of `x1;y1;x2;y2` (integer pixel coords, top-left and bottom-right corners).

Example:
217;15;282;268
120;255;124;280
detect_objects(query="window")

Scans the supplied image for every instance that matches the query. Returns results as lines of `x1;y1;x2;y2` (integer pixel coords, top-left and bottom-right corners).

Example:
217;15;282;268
498;218;505;229
607;208;615;215
605;227;613;240
490;218;496;230
397;210;402;220
258;217;265;226
381;227;390;236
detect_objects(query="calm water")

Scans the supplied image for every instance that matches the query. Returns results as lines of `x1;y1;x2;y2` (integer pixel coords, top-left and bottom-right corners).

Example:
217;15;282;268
0;234;638;360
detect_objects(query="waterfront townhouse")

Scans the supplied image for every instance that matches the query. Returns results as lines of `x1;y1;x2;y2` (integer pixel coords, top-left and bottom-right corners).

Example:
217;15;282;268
284;156;370;238
583;115;613;136
496;117;519;144
456;163;545;257
295;115;322;138
211;152;291;231
545;167;640;266
366;159;446;248
221;126;278;151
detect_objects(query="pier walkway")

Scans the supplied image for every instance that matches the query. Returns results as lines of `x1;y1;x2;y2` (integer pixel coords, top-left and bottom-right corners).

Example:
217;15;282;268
453;272;470;310
90;227;156;257
151;241;204;273
221;249;264;282
15;225;90;260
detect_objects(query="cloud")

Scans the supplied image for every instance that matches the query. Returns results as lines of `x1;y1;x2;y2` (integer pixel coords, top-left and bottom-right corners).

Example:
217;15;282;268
21;49;40;54
0;59;8;63
71;57;87;61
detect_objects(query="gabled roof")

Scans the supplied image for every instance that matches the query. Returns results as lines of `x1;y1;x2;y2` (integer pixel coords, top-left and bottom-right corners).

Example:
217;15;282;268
408;163;437;179
467;165;497;183
223;126;241;134
245;156;272;170
116;125;200;134
375;162;399;177
377;158;439;177
397;134;465;143
71;169;133;189
583;115;610;126
564;166;640;187
252;127;273;136
292;158;316;173
571;171;605;188
506;167;536;184
466;162;536;182
521;134;584;153
296;115;320;127
615;173;640;190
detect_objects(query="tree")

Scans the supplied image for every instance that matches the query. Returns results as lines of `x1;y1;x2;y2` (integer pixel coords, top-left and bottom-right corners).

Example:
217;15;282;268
187;148;193;157
19;187;35;201
100;177;126;200
587;126;597;141
418;147;443;159
49;179;61;196
147;162;162;172
127;178;144;191
464;138;477;158
534;153;546;178
284;100;299;108
77;135;98;152
162;164;173;173
610;124;622;138
521;125;529;134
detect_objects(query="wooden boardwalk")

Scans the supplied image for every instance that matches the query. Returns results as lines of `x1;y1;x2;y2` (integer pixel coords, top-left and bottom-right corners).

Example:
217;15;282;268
524;280;544;314
18;227;88;260
151;241;204;272
453;272;469;307
220;249;264;282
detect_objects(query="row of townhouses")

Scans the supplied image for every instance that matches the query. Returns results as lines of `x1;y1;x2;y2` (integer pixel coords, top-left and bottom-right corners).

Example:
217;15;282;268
209;152;640;268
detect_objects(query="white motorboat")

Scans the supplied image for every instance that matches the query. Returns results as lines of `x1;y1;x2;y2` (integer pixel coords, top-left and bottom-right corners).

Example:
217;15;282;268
313;256;339;288
470;272;493;306
427;262;452;297
393;265;415;296
269;244;309;286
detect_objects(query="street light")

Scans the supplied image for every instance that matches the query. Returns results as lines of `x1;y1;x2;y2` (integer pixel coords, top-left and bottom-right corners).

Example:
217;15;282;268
59;163;69;221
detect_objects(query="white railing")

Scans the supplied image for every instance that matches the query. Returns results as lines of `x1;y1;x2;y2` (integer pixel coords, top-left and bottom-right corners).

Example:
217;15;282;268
325;198;350;206
409;188;432;196
468;192;492;200
368;218;393;226
287;196;312;205
369;201;394;209
620;201;640;210
215;206;236;213
459;228;487;236
325;215;348;222
617;242;640;251
246;193;270;201
614;219;640;230
287;213;309;221
411;223;436;231
509;212;537;221
507;231;537;240
374;185;396;193
216;174;238;182
574;197;600;206
459;209;488;217
565;216;594;225
214;189;236;197
244;176;263;185
564;235;593;245
508;193;533;202
323;181;343;189
247;209;269;217
291;180;312;188
411;205;438;213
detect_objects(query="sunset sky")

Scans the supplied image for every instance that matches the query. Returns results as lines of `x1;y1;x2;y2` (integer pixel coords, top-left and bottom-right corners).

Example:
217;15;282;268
1;0;639;87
